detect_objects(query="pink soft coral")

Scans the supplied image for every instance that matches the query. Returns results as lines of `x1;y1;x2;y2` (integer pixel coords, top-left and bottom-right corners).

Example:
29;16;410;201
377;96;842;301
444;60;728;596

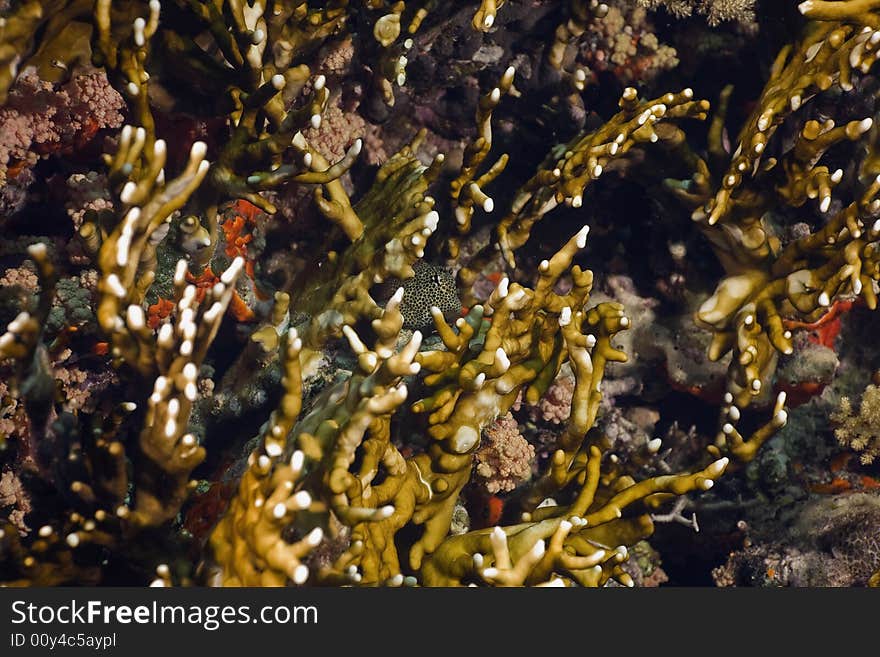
475;413;535;494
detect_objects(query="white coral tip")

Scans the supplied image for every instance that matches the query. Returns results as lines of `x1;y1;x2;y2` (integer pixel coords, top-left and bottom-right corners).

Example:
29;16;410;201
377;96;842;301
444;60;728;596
559;306;572;327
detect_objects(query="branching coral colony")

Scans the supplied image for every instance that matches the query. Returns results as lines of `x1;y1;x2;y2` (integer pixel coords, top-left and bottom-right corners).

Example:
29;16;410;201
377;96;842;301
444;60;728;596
1;0;880;586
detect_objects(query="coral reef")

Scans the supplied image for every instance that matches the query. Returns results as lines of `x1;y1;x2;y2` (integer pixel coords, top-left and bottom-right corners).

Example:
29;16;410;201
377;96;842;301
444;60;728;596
714;493;880;587
2;0;880;588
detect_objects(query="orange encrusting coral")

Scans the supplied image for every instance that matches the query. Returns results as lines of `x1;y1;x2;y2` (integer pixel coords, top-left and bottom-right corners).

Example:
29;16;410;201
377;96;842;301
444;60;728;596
186;267;255;322
222;199;264;280
775;380;827;408
147;297;175;330
222;215;254;275
809;478;852;494
783;299;857;349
